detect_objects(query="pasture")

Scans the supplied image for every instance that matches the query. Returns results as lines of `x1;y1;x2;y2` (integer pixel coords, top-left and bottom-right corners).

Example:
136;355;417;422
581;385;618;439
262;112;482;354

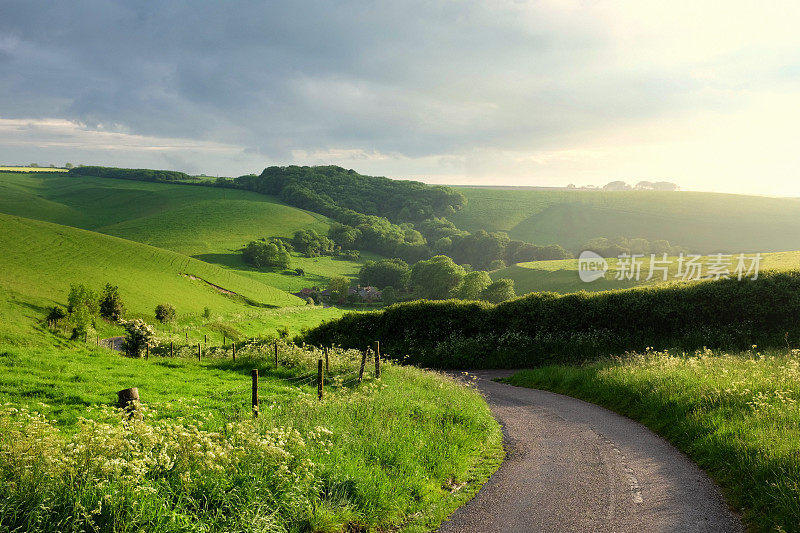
0;172;368;292
450;187;800;254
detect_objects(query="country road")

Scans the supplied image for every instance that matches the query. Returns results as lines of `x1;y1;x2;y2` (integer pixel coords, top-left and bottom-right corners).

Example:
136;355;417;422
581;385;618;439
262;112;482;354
439;370;744;533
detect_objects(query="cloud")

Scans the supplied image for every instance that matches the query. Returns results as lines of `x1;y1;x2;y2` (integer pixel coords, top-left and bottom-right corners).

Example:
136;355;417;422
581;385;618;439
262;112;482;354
0;1;798;194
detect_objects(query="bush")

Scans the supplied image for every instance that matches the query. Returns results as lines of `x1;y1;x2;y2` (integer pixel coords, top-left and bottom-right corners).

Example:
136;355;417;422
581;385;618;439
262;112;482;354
302;271;800;369
121;319;156;357
99;283;125;321
46;306;67;323
242;239;292;269
155;303;176;323
203;307;211;319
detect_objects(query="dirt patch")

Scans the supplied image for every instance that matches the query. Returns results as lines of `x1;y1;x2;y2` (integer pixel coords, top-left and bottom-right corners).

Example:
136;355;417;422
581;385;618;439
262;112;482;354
182;274;237;295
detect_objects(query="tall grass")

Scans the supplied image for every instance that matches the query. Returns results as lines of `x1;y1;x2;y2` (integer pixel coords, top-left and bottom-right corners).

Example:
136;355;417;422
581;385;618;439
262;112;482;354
0;343;502;532
506;349;800;532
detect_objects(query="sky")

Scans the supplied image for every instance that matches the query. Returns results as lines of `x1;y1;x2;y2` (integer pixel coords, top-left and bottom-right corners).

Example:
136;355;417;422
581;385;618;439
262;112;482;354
1;1;799;196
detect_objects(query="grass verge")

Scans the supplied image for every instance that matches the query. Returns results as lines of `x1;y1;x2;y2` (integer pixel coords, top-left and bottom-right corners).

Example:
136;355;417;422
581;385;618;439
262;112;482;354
0;342;502;532
504;349;800;532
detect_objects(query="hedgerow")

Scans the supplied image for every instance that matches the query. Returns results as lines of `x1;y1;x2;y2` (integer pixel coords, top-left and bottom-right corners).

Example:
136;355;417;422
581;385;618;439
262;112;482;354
302;271;800;368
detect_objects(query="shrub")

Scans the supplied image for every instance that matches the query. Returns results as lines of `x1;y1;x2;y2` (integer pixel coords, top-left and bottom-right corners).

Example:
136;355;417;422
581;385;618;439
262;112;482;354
154;303;176;323
203;307;211;319
67;284;97;315
99;283;125;321
46;305;67;323
121;319;156;357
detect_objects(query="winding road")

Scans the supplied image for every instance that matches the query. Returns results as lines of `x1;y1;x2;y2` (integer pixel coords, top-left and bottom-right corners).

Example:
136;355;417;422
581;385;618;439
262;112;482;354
439;370;743;533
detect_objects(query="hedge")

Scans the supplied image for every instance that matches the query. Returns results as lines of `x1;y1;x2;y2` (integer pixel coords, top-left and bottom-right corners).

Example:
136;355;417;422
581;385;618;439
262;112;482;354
302;271;800;368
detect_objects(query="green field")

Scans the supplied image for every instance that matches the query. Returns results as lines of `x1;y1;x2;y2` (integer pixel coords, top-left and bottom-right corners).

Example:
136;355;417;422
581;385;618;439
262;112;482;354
450;187;800;253
506;349;800;532
0;172;368;292
0;213;313;344
0;342;502;531
491;251;800;295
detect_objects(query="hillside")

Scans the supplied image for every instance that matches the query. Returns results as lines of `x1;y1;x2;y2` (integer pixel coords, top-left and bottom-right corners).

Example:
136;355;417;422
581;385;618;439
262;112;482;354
0;172;369;291
491;251;800;295
0;213;303;343
449;187;800;254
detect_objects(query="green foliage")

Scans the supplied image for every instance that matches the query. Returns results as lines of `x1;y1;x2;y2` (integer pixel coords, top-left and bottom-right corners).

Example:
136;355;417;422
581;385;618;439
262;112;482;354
242;239;292;269
45;306;66;324
69;165;194;182
121;319;156;357
291;229;334;257
359;258;410;290
202;307;211;319
154;303;176;323
237;165;467;223
506;350;800;532
328;222;361;248
480;278;516;303
304;271;800;368
456;271;492;300
328;276;350;304
410;255;465;299
67;284;97;315
98;283;125;321
381;286;398;305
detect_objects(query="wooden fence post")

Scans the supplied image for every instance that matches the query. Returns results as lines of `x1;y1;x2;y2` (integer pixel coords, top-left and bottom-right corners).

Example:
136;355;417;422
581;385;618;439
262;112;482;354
146;344;149;359
251;369;259;417
223;335;226;346
198;343;201;362
374;340;381;379
185;331;188;342
84;332;88;343
232;342;236;362
170;341;174;358
318;359;324;401
204;334;207;345
96;335;99;347
324;347;329;374
274;342;278;367
358;349;368;383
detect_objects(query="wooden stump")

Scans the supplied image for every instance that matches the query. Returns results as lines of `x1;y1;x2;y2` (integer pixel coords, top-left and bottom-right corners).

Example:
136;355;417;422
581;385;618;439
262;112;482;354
118;387;140;418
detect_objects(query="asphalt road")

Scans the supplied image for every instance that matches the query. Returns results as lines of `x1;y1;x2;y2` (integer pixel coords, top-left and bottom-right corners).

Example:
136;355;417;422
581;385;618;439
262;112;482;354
439;370;743;533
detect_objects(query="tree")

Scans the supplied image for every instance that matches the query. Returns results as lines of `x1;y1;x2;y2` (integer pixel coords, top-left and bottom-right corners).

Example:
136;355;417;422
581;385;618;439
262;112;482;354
121;319;156;357
99;283;125;321
603;180;631;191
652;181;679;191
328;223;361;248
155;303;176;323
456;271;492;300
410;255;465;299
67;284;98;315
381;286;398;305
480;278;516;303
64;162;74;169
359;258;410;289
242;239;292;269
328;276;350;304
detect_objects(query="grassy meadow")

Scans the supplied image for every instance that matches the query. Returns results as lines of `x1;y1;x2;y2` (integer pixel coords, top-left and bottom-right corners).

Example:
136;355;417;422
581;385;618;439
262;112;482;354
450;187;800;254
0;213;326;344
505;349;800;532
0;342;502;532
491;250;800;295
0;172;370;293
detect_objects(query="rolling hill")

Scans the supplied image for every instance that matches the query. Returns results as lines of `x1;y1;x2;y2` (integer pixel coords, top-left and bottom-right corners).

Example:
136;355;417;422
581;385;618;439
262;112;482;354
449;187;800;254
0;213;304;344
0;172;370;291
